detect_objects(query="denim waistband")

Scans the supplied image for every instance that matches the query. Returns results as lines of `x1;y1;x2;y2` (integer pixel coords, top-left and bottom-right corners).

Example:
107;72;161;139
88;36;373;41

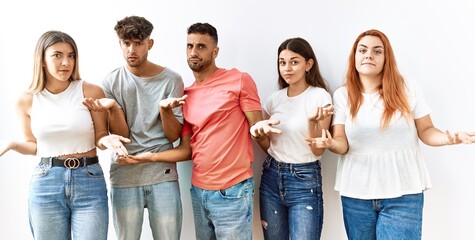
266;155;320;171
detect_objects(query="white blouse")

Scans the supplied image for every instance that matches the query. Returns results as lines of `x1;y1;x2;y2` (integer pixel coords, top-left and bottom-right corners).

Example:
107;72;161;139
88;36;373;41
332;80;432;199
264;86;332;163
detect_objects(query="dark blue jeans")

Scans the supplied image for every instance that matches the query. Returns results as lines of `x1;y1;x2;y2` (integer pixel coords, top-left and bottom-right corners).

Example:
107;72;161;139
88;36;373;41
341;193;424;240
259;155;323;240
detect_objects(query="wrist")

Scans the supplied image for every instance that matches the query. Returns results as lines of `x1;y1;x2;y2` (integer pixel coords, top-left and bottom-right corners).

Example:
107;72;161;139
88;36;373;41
251;134;267;142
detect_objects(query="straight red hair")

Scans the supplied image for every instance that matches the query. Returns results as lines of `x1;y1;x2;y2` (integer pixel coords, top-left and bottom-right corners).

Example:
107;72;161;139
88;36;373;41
345;29;412;128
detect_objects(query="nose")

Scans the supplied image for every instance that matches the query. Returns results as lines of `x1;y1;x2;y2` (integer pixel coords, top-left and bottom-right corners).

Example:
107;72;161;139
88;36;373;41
283;63;292;71
190;46;197;56
61;57;70;66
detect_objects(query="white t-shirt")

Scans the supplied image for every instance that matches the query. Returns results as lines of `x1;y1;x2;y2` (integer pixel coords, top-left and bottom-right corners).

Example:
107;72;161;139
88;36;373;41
264;86;332;164
332;79;433;199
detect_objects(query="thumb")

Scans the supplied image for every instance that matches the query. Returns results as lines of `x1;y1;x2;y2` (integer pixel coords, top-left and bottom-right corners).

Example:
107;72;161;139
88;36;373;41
268;119;281;125
120;136;132;143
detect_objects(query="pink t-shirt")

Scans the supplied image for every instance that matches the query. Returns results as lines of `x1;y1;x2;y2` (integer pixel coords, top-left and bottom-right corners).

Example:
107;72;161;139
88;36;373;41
184;68;262;190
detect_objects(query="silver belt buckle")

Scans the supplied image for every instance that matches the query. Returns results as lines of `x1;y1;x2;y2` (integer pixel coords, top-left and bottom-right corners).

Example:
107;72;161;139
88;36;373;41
64;158;81;169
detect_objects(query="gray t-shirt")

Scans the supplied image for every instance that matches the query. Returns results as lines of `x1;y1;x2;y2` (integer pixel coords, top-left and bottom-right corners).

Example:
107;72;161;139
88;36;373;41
102;66;184;187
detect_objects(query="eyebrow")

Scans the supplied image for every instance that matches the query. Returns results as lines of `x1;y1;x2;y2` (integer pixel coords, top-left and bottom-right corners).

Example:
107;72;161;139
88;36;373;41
358;44;383;49
279;56;301;60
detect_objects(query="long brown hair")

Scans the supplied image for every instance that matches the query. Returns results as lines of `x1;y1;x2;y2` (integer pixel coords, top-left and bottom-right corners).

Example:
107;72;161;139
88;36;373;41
345;29;411;128
277;37;329;91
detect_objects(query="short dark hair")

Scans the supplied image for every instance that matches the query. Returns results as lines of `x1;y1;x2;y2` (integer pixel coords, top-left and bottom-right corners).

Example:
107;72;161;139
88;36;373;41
187;22;218;44
114;16;153;40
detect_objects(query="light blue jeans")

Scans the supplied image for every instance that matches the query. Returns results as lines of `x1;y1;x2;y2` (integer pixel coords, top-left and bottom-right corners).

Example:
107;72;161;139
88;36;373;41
259;155;324;240
190;178;254;240
111;181;182;240
341;193;424;240
28;161;108;240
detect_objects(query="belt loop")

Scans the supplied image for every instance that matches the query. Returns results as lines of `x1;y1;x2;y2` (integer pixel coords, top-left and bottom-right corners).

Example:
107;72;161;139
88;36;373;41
47;157;53;168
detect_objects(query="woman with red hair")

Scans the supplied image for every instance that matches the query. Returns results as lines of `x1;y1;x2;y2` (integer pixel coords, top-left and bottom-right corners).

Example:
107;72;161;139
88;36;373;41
308;29;475;239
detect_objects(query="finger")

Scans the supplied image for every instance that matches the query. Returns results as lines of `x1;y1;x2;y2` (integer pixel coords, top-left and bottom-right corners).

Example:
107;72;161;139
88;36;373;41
321;128;327;140
326;129;333;139
269;127;282;134
119;136;132;144
267;119;281;126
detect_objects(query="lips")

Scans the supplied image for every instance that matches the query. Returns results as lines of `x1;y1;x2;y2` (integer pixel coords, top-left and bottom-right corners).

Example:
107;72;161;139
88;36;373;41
283;74;293;78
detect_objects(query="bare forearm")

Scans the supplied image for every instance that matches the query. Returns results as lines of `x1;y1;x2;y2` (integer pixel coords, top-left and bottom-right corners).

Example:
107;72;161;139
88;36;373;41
150;148;191;162
161;108;182;142
10;141;37;155
108;106;129;137
328;136;349;155
253;135;270;153
418;127;449;146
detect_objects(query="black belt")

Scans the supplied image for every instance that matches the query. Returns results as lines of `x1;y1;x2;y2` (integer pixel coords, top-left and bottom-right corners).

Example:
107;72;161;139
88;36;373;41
41;156;99;169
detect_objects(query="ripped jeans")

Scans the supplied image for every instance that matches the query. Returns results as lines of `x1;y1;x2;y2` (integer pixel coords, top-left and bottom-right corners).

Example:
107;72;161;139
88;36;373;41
259;155;323;240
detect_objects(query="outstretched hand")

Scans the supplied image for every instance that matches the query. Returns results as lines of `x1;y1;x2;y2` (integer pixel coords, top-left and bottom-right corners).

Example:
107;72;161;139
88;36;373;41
98;134;131;156
445;130;475;145
306;129;334;149
82;98;117;112
160;95;188;110
116;152;154;165
308;104;334;122
0;141;12;157
250;119;282;139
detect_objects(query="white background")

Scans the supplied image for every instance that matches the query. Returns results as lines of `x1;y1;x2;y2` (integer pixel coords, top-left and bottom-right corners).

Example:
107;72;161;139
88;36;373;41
1;0;474;239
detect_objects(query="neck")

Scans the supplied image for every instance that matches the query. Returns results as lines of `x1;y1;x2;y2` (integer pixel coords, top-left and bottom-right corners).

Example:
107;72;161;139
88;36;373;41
45;79;70;94
360;74;382;93
194;65;218;83
127;61;163;78
287;80;309;97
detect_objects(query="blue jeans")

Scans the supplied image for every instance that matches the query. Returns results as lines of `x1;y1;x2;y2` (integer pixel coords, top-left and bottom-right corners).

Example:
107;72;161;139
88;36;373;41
190;178;254;240
28;160;108;240
341;193;424;240
111;181;182;240
259;155;324;240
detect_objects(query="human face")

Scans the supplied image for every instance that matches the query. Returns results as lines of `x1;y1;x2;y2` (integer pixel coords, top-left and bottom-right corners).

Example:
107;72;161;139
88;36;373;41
43;42;75;82
186;33;217;72
355;36;385;79
120;38;151;68
279;49;313;86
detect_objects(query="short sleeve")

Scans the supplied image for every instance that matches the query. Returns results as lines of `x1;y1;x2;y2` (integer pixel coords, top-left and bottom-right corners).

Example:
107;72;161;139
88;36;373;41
181;120;192;137
406;79;431;119
239;72;262;112
332;87;348;125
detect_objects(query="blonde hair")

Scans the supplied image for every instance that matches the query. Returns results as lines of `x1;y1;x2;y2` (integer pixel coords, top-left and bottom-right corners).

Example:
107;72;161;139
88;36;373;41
28;31;80;94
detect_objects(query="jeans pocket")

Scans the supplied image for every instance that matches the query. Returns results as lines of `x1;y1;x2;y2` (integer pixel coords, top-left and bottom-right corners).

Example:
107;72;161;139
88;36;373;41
83;163;104;178
219;179;254;199
32;163;51;178
293;167;318;181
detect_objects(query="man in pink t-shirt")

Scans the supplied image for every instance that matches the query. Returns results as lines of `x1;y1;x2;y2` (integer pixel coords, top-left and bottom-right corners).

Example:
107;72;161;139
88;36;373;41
160;22;263;240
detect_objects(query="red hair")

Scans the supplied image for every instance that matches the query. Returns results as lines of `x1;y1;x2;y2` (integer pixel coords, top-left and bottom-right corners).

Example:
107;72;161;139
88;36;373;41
345;29;411;128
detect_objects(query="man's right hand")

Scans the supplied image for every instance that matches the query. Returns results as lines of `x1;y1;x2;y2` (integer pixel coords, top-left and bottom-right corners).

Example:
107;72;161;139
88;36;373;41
160;95;188;110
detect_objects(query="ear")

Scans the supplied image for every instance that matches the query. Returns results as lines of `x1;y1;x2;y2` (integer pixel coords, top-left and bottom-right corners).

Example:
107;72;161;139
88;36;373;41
306;59;314;72
213;47;219;58
148;39;154;50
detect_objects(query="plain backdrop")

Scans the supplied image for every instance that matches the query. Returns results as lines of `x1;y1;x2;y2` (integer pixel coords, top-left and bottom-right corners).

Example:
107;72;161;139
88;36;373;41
0;0;474;239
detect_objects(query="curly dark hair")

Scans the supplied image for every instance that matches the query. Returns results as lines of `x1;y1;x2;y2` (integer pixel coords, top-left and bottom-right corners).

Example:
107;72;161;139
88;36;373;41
114;16;153;40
